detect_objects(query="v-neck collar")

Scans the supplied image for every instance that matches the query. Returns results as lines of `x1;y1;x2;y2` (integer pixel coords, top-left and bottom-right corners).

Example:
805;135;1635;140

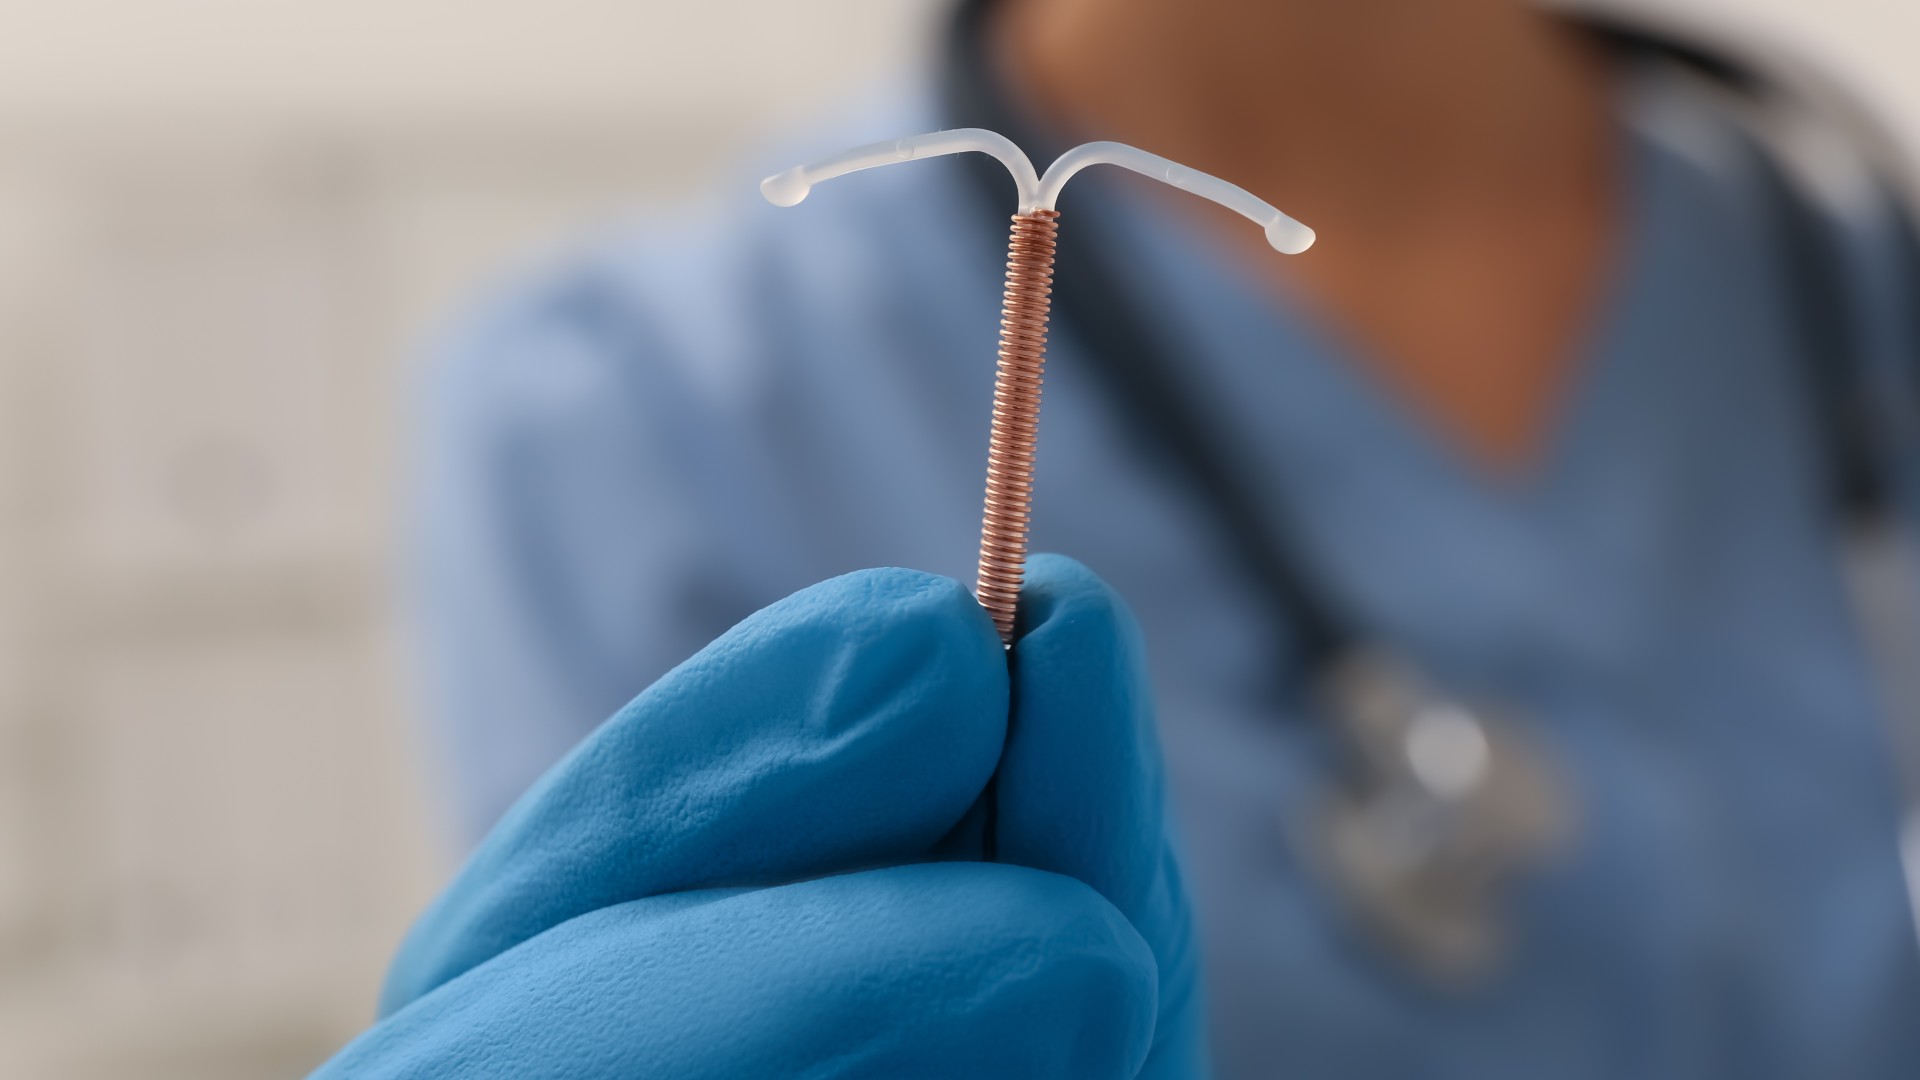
1113;105;1681;518
1124;115;1666;522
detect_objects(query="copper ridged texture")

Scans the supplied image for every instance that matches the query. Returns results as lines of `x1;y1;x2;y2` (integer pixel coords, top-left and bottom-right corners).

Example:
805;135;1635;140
975;209;1060;644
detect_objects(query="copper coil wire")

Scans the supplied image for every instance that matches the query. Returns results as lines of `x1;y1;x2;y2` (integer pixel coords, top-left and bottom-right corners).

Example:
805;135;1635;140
975;209;1061;645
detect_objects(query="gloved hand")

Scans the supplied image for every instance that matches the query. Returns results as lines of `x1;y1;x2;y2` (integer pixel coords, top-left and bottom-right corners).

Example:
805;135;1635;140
314;555;1205;1078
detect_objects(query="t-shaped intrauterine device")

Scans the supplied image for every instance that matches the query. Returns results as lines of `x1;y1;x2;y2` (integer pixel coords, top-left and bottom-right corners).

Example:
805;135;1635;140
764;129;1315;644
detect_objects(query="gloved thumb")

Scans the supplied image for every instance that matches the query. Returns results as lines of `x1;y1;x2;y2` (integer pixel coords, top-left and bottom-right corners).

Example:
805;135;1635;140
992;554;1207;1079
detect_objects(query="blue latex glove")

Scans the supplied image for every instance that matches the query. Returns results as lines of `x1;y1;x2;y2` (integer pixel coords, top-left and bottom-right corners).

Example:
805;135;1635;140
315;555;1204;1078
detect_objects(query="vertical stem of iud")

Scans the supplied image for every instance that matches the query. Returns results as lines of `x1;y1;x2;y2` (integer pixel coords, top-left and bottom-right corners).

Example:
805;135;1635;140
974;209;1060;645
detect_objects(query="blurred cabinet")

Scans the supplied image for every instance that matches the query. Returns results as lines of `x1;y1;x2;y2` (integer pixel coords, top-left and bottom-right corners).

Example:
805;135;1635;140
0;131;689;1077
58;174;378;579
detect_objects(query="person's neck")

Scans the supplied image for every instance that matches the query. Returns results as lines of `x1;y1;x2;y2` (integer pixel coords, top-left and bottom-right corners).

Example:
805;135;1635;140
992;0;1613;241
990;0;1623;477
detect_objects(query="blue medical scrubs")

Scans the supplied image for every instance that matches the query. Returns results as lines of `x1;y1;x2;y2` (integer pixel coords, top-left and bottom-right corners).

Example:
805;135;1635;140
411;67;1920;1077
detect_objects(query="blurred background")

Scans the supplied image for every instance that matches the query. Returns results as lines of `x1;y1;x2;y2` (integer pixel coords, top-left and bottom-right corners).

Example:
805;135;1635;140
0;1;1914;1077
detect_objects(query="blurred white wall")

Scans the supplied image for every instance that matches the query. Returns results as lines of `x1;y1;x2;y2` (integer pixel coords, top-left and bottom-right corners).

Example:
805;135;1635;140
0;1;1912;1077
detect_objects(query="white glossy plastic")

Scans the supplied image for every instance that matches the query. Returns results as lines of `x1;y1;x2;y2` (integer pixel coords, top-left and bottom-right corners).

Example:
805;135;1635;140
1036;141;1316;255
760;128;1040;209
762;128;1315;254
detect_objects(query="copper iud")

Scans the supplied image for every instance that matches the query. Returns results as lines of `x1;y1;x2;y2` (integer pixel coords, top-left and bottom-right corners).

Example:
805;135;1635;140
974;208;1059;640
763;130;1314;644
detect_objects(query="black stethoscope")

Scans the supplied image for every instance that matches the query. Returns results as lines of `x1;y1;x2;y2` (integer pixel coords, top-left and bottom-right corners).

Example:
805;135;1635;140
938;0;1920;981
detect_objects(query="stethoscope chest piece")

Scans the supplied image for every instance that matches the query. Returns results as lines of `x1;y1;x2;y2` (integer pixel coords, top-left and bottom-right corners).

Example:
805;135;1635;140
1300;650;1572;984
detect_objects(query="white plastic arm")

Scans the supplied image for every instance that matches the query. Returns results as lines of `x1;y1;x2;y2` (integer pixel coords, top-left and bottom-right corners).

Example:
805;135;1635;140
763;131;1313;255
760;128;1040;209
1037;141;1315;254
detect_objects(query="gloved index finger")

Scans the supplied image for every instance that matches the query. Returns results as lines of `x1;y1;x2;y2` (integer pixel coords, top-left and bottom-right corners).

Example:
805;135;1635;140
382;567;1008;1014
992;553;1208;1078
